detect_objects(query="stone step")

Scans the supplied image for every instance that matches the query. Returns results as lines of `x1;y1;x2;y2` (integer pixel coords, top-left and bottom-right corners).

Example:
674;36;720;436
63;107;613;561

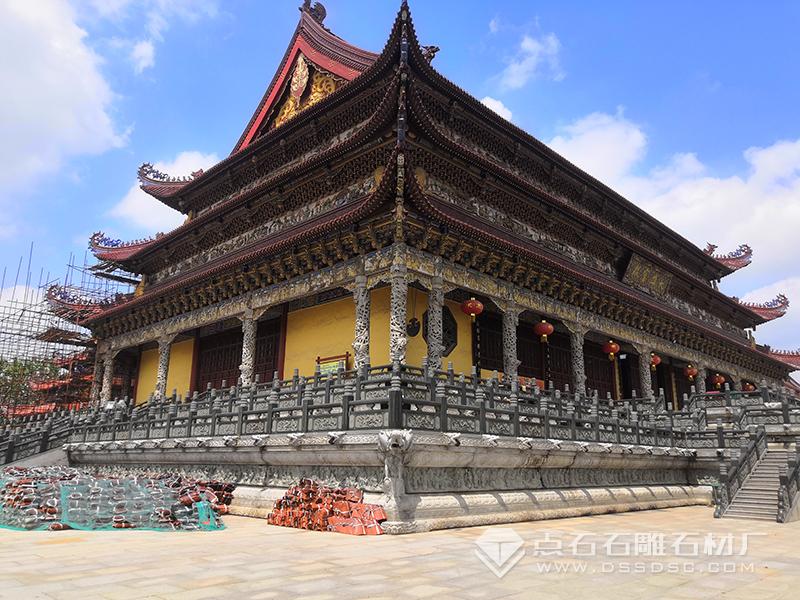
723;513;776;522
729;501;777;510
734;493;779;501
726;505;778;514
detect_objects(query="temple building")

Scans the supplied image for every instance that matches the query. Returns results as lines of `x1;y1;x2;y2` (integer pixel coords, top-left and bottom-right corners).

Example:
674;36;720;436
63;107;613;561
50;1;798;409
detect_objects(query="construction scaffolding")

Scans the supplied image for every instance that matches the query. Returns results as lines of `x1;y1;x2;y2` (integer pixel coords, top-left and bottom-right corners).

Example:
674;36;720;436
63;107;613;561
0;245;135;417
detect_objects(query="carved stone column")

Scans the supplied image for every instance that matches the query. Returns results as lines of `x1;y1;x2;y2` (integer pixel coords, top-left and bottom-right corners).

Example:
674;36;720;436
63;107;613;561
155;335;174;399
389;260;408;364
426;276;444;374
564;321;588;394
732;376;742;392
637;348;654;400
502;303;522;383
239;310;259;386
352;275;371;370
99;350;118;406
90;354;104;407
695;365;707;393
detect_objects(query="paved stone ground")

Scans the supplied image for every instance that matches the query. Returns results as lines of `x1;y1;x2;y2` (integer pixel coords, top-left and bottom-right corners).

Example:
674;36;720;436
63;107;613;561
0;506;798;600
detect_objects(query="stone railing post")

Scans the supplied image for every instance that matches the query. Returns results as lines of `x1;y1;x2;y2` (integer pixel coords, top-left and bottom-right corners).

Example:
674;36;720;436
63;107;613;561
352;274;371;370
388;362;403;428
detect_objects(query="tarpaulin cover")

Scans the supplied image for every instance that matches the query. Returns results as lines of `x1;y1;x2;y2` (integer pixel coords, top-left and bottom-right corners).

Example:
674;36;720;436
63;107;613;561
0;467;233;532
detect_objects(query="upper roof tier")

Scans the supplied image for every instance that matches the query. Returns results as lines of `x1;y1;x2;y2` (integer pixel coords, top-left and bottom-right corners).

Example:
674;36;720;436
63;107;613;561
95;1;784;335
138;1;378;208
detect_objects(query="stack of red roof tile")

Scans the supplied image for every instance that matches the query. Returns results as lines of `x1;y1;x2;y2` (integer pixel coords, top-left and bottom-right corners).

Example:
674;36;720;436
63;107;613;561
267;478;386;535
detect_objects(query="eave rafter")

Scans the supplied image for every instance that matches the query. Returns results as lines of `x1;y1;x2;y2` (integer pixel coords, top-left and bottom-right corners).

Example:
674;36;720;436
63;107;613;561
736;294;790;323
704;243;753;272
89;231;162;263
770;349;800;370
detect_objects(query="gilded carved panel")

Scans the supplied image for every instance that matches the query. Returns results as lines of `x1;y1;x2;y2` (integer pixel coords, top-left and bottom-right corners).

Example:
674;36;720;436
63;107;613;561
274;54;341;129
623;254;672;297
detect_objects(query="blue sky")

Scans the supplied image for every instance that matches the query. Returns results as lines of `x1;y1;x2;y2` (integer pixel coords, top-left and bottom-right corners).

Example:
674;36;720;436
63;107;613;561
1;0;799;351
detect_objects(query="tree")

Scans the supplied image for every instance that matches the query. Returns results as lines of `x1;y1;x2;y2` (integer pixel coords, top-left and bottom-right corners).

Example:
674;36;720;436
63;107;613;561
0;358;61;417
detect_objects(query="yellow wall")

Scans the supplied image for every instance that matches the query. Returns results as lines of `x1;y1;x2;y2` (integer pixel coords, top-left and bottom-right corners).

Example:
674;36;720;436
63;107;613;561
135;348;158;405
134;338;195;404
284;297;356;377
368;287;473;374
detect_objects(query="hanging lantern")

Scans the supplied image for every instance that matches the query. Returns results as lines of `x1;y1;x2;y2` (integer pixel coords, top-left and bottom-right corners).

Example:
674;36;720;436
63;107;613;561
712;373;726;390
602;340;620;361
743;382;756;392
684;364;699;382
650;353;662;371
460;297;484;322
534;320;554;343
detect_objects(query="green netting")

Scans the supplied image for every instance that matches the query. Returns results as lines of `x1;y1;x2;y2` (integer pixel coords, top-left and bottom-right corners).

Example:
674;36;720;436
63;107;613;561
0;467;228;532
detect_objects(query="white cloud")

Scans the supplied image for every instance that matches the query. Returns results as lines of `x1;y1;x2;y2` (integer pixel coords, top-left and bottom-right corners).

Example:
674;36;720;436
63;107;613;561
88;0;219;73
481;96;512;121
546;111;800;353
0;0;124;194
131;39;155;73
549;108;646;185
742;278;800;351
498;33;564;91
109;151;219;233
489;17;499;34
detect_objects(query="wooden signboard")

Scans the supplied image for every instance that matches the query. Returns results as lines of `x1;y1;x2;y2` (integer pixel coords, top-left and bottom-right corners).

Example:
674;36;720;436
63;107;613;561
316;352;351;375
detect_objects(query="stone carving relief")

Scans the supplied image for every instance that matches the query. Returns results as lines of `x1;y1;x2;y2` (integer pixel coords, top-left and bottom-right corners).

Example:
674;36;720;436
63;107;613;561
352;275;370;369
239;316;258;386
502;304;522;382
389;258;408;363
422;276;444;372
422;174;615;276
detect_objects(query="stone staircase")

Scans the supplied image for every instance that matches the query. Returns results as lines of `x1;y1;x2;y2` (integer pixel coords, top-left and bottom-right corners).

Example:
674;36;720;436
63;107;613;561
723;447;789;521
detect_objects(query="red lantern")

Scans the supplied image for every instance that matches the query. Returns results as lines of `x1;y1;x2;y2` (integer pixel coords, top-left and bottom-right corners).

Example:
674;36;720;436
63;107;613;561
602;340;620;361
534;320;554;343
743;382;756;392
712;373;726;390
684;365;698;382
650;353;662;371
460;297;484;322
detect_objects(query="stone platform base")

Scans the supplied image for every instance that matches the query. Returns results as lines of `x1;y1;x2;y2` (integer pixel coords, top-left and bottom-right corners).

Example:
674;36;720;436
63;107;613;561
229;483;712;533
64;429;714;534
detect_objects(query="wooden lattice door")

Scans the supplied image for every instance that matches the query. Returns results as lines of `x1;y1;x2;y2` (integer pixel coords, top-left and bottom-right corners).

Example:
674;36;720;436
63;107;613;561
253;318;282;383
584;342;616;400
195;328;244;390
